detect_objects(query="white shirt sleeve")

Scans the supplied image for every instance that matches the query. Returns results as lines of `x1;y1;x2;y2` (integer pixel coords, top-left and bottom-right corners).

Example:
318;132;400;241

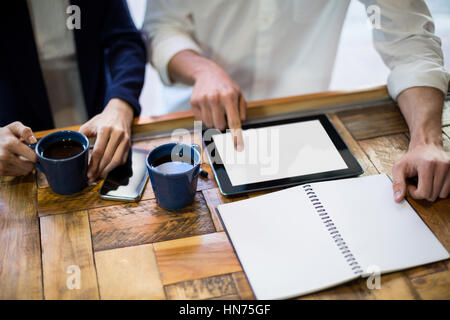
360;0;449;100
143;0;202;85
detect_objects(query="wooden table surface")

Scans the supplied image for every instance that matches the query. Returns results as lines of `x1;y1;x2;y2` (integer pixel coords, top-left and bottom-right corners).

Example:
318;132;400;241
1;86;449;300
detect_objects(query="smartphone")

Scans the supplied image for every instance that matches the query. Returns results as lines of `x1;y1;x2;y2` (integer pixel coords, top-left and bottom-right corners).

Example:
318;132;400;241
99;148;149;202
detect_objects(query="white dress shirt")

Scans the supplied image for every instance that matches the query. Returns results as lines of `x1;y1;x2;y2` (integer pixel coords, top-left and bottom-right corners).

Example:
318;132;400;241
28;0;88;128
143;0;449;114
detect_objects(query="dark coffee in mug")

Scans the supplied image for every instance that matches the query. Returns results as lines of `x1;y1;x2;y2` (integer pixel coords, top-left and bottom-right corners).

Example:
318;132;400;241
150;154;194;174
42;140;84;159
35;130;89;195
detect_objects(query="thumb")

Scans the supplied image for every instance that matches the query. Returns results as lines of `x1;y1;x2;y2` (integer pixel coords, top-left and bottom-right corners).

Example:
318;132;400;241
7;121;37;144
392;162;407;202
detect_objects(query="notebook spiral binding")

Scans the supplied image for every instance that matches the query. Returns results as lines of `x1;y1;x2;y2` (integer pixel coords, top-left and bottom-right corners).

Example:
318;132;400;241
302;184;363;275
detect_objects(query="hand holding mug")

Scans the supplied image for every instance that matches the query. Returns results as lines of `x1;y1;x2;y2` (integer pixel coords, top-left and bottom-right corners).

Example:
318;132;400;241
0;121;38;176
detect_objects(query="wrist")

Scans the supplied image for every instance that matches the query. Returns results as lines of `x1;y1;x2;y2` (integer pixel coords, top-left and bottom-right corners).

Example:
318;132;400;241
105;98;134;119
409;129;443;149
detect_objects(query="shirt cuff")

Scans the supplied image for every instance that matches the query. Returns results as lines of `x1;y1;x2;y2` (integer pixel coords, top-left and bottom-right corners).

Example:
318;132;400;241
387;62;450;100
152;34;202;86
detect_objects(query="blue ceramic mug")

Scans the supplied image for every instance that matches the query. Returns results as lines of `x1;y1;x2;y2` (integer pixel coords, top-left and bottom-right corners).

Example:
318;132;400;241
146;143;201;210
34;130;89;195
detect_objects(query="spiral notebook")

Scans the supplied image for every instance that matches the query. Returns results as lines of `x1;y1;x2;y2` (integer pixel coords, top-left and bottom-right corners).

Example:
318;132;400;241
217;174;449;299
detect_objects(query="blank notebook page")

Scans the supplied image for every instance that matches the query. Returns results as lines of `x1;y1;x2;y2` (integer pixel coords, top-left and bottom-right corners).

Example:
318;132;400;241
218;186;357;300
310;174;449;274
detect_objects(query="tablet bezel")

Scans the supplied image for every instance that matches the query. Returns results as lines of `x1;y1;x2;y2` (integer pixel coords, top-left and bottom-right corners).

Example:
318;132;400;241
202;114;363;196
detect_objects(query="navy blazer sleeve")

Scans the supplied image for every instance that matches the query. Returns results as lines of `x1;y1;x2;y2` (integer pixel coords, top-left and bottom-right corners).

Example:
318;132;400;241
101;0;146;116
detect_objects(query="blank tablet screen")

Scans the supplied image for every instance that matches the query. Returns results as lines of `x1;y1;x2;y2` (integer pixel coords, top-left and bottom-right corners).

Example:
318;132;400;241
212;120;348;186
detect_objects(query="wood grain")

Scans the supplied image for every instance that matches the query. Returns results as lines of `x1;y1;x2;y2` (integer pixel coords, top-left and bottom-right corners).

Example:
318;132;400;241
329;113;378;176
94;244;165;300
405;260;448;280
365;273;417;300
407;198;450;252
38;180;155;216
202;189;249;232
443;100;450;127
232;272;255;300
0;175;43;299
154;232;242;285
164;274;237;300
358;134;409;178
89;192;215;251
337;103;408;140
36;170;49;189
410;270;450;299
443;125;450;139
40;211;99;299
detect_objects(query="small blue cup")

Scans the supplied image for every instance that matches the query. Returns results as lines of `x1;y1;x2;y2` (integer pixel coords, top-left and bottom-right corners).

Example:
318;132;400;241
35;130;89;195
146;143;201;210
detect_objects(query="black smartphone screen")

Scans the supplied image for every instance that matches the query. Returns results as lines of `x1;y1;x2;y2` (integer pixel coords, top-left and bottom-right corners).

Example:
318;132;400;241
99;148;149;201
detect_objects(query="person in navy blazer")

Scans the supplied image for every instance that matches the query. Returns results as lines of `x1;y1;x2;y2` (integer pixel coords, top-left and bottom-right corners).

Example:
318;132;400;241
0;0;146;182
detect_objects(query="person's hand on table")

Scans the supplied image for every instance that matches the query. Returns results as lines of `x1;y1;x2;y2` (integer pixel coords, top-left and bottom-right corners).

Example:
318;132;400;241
393;142;450;202
0;122;38;176
168;50;246;151
79;98;134;184
392;86;450;202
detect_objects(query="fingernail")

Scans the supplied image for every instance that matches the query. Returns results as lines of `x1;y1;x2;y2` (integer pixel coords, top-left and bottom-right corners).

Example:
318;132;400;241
394;190;402;200
30;136;37;144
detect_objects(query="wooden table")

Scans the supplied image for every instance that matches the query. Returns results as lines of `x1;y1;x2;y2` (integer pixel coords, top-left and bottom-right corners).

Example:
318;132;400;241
1;86;449;300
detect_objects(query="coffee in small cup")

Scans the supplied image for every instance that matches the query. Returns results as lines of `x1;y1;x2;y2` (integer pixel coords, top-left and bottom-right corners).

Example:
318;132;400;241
42;140;84;159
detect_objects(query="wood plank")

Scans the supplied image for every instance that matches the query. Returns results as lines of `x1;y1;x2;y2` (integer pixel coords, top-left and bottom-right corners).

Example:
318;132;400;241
358;133;409;178
154;232;242;285
37;180;155;217
443;130;450;152
89;192;215;251
443;100;450;127
410;270;450;299
164;274;236;300
40;210;99;299
329;113;379;176
443;125;450;139
94;244;165;300
365;273;417;300
407;197;450;252
0;174;43;299
405;260;448;279
231;272;255;300
36;170;49;189
337;103;408;140
202;189;249;232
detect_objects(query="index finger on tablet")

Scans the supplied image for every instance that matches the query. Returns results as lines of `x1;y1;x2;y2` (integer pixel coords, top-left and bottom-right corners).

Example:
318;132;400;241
223;95;244;151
